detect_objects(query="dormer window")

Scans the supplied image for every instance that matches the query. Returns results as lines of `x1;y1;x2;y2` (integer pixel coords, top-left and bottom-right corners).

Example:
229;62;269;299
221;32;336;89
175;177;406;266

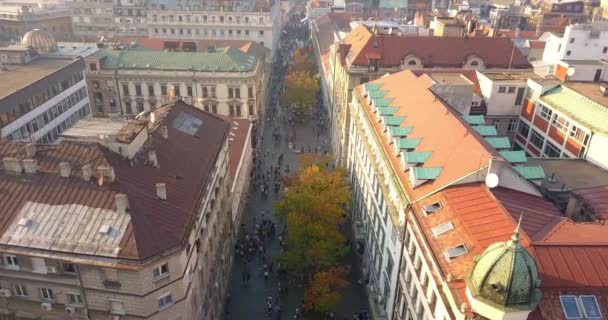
407;60;417;66
445;244;468;260
372;39;379;48
470;60;479;66
423;202;443;215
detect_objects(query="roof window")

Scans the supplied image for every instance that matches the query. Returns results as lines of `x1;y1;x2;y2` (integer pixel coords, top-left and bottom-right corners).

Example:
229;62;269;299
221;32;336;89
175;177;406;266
431;221;454;237
444;244;468;260
18;218;31;227
423;202;443;215
560;295;602;320
99;225;112;235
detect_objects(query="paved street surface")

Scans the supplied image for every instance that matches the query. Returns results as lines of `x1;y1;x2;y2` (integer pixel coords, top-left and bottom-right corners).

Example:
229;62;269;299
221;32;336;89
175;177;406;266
223;8;370;320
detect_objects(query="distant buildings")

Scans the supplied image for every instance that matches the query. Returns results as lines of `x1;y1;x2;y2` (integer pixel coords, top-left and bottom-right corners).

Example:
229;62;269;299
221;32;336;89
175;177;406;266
0;0;73;41
0;100;252;319
0;30;92;143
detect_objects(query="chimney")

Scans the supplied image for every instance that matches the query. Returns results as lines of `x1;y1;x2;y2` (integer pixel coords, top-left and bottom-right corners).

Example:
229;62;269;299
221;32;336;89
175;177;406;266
565;194;584;220
2;157;23;175
115;193;128;214
148;150;159;167
59;162;72;178
159;126;168;140
25;143;36;158
156;183;167;200
22;159;38;174
82;164;93;181
97;166;116;182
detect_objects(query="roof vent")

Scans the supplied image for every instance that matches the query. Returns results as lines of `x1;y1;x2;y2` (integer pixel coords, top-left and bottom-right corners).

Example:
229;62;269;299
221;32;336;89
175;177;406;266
148;150;159;167
97;166;115;184
25;143;36;158
82;164;93;181
114;193;128;214
18;218;31;227
2;157;23;175
22;159;38;174
159;126;169;140
423;202;443;215
59;162;72;178
99;224;112;235
156;182;167;200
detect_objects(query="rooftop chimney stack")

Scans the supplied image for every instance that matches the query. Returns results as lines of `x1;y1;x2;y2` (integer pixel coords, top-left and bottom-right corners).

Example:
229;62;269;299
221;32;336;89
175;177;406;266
156;183;167;200
159;126;168;140
22;159;38;174
97;166;116;182
25;143;36;158
2;157;23;175
59;162;72;178
82;164;93;181
115;193;128;214
148;150;159;167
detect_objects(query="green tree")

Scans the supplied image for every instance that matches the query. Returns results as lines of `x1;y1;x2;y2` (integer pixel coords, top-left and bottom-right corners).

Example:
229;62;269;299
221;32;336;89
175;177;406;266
280;71;319;117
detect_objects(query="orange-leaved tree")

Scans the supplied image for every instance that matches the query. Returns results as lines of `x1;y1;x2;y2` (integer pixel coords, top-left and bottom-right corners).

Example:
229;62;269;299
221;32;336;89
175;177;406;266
280;71;319;116
304;266;350;313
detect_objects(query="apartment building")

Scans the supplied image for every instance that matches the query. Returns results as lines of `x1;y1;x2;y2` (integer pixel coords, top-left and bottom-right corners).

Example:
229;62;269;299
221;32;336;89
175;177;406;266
84;43;267;123
540;21;608;82
0;100;249;319
114;0;148;35
0;30;92;143
516;80;608;169
66;0;115;38
0;1;73;41
346;69;608;320
318;22;532;167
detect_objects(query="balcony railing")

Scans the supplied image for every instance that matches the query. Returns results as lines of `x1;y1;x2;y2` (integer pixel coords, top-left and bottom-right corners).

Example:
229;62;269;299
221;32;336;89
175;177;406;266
103;279;122;290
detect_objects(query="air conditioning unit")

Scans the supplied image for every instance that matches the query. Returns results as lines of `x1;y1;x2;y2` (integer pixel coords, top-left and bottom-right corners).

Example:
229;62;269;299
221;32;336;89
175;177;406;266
46;266;58;273
0;288;12;298
65;306;77;313
41;302;53;311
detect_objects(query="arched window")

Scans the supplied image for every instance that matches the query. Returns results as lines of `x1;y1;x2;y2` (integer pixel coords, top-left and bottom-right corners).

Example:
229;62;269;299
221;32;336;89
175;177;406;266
470;60;479;66
408;60;417;66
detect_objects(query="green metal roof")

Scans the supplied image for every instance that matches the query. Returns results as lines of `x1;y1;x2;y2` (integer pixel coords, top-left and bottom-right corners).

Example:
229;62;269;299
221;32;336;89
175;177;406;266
541;85;608;135
383;115;406;126
473;125;498;137
389;126;412;137
397;138;422;149
462;115;485;125
514;166;546;180
412;167;443;180
373;98;395;107
365;83;382;91
485;137;511;149
99;47;257;72
377;106;399;116
404;151;432;164
368;90;387;99
499;150;527;163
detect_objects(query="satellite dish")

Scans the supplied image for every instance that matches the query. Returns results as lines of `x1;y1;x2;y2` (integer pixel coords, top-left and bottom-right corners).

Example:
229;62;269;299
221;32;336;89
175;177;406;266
566;67;576;77
485;173;499;188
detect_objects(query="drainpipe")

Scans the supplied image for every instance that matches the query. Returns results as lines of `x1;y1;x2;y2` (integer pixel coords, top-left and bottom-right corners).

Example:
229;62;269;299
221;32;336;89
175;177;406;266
76;263;91;320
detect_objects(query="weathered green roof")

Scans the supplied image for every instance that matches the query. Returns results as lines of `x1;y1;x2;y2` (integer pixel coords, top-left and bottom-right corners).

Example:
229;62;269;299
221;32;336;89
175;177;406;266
473;125;498;137
389;126;412;137
365;83;382;91
373;98;395;107
462;115;485;125
485;137;511;149
515;166;546;180
541;85;608;135
377;106;399;116
412;167;443;180
383;115;406;126
499;150;527;163
397;138;422;149
99;47;257;72
404;151;432;164
368;90;387;99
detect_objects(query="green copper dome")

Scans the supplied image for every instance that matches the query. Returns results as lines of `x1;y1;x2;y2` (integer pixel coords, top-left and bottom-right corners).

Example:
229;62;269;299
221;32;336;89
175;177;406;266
466;218;542;310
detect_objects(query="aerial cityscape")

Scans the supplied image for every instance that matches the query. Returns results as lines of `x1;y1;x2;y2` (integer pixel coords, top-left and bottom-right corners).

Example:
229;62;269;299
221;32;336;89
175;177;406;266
0;0;607;318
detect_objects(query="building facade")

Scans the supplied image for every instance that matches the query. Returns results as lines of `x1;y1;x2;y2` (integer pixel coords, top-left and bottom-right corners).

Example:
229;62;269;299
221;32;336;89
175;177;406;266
0;1;73;41
66;0;115;38
0;30;91;144
84;45;267;123
0;101;244;319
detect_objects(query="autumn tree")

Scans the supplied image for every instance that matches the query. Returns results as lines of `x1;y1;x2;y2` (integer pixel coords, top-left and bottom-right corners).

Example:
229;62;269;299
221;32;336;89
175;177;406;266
280;71;319;117
304;266;350;313
292;47;315;72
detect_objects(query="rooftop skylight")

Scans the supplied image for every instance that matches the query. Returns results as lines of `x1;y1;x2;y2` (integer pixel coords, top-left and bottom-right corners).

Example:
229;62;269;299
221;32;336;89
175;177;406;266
445;244;468;260
423;202;443;215
432;221;454;237
172;112;203;136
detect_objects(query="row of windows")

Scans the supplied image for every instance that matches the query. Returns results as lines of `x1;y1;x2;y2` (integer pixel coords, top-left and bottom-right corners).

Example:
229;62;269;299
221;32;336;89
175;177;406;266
152;27;264;37
9;284;83;305
0;71;84;127
151;13;265;25
121;83;254;99
534;103;591;144
149;2;254;11
6;88;88;143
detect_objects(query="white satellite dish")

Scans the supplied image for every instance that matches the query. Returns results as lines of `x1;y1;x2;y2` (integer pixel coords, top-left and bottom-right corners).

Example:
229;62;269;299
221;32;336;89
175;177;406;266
485;173;499;188
566;67;576;77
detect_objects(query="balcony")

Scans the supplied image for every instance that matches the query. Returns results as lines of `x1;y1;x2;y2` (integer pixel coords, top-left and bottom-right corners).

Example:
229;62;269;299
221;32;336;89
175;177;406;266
103;279;122;290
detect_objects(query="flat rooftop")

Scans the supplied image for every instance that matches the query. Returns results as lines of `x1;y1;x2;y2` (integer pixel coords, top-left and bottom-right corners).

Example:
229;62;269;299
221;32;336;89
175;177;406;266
428;73;474;85
566;81;608;106
526;158;608;191
0;58;75;99
482;71;550;81
61;117;147;143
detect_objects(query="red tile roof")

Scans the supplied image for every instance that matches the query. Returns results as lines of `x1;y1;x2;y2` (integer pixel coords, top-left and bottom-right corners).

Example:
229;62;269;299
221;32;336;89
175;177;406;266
573;186;608;219
0;101;229;260
342;24;532;69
